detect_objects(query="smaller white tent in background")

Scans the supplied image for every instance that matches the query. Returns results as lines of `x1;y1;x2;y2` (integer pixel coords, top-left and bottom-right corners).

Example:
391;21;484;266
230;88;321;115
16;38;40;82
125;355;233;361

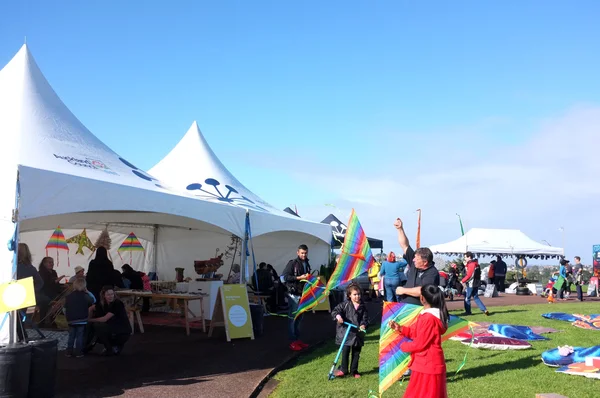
429;228;564;258
149;122;332;274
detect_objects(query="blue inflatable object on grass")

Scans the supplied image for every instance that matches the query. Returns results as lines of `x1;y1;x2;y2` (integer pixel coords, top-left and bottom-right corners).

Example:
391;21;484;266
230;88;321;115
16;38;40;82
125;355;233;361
542;345;600;367
542;313;580;322
488;324;548;341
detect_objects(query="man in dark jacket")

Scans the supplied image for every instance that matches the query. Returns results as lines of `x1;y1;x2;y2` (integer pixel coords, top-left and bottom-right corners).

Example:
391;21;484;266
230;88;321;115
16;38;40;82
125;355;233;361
494;255;507;292
282;244;311;351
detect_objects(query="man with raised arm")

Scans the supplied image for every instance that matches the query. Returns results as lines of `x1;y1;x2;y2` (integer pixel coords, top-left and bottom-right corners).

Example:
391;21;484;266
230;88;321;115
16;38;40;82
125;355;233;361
393;218;440;305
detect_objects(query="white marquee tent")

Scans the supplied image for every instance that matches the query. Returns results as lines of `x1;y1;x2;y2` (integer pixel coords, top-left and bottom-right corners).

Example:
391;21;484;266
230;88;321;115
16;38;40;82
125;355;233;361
148;122;332;275
430;228;564;258
0;44;319;342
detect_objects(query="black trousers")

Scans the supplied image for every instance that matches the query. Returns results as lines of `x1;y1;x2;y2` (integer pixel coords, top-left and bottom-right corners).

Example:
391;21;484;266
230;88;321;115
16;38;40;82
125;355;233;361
576;283;584;301
340;345;362;375
93;323;130;349
495;276;505;293
85;323;130;351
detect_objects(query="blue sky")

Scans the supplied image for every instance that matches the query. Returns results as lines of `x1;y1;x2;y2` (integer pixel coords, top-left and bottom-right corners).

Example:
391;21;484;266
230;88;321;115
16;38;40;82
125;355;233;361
2;1;599;262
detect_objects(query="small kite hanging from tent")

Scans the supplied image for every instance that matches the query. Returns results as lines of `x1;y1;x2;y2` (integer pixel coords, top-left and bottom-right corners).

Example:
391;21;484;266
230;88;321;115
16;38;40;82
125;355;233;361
45;226;70;267
118;232;145;264
66;228;95;255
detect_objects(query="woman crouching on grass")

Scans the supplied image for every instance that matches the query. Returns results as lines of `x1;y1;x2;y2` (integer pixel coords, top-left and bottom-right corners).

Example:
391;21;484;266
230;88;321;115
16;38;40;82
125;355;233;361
388;284;449;398
331;282;369;378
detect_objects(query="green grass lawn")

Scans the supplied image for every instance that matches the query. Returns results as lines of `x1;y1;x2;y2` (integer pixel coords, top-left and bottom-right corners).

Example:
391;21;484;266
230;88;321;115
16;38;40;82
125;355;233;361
271;302;600;398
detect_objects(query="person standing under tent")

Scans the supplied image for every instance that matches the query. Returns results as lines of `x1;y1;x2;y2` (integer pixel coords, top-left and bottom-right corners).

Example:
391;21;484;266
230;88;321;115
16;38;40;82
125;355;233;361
488;260;496;287
282;244;312;351
393;218;440;306
494;255;507;293
574;256;584;302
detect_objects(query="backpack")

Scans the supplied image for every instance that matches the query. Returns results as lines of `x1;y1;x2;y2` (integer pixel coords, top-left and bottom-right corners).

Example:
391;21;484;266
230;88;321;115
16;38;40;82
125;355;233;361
473;264;482;286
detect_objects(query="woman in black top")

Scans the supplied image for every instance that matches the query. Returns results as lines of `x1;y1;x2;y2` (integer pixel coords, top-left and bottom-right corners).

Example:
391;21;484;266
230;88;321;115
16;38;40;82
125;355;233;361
38;256;66;300
87;246;116;301
17;243;51;328
88;286;132;355
121;264;143;290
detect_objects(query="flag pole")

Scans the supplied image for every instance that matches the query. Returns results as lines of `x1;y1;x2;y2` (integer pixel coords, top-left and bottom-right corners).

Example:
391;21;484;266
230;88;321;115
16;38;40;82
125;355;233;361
415;209;421;249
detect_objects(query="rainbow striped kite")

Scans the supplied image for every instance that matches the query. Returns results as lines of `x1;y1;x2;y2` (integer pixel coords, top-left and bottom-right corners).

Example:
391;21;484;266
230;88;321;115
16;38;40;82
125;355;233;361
379;301;470;395
294;274;327;319
45;226;70;266
118;232;145;263
325;209;374;291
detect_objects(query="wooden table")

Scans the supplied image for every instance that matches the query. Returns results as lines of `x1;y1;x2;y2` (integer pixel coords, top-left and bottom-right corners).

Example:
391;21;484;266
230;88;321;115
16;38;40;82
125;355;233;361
118;291;207;336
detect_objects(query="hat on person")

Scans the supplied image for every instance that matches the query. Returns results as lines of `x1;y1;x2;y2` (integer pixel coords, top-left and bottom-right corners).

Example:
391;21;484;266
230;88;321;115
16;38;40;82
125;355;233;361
560;259;570;266
74;266;85;273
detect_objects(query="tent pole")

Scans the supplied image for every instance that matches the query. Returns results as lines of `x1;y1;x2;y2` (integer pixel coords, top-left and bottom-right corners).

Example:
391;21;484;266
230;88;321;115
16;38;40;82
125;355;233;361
247;213;259;291
152;224;159;274
241;211;250;284
8;171;21;344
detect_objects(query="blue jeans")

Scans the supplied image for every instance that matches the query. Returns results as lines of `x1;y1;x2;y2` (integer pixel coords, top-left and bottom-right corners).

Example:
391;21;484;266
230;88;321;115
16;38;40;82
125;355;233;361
68;324;86;351
384;277;401;302
287;294;303;341
464;286;487;314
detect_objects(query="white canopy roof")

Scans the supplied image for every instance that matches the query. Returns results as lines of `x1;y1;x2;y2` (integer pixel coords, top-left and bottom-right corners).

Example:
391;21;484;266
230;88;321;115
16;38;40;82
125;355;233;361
148;121;332;243
429;228;564;258
0;44;247;237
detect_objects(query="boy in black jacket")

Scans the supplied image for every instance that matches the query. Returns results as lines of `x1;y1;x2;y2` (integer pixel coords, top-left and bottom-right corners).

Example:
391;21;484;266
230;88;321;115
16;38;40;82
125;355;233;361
331;283;369;378
65;277;95;357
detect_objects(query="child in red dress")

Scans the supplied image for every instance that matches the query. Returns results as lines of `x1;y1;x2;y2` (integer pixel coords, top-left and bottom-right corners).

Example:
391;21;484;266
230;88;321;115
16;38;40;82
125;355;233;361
389;284;449;398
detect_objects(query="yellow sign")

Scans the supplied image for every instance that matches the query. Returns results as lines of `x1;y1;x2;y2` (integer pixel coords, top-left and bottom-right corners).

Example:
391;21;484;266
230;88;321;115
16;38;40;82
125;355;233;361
208;284;254;342
313;276;331;313
0;277;36;313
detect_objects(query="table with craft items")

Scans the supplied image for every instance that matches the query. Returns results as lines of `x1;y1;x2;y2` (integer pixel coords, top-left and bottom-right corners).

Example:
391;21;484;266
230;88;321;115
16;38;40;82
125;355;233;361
118;291;207;335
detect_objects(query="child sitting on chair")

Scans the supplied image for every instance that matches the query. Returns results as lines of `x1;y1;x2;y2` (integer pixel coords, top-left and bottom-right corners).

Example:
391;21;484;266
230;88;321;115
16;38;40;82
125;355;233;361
331;282;369;378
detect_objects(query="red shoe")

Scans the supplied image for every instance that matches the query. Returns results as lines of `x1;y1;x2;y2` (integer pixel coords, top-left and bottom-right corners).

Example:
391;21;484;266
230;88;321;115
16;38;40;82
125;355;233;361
353;373;361;379
289;342;303;351
334;370;345;377
297;340;309;349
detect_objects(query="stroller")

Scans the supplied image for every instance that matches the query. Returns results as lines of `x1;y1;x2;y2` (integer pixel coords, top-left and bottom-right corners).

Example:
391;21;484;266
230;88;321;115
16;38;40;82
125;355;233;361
439;271;457;301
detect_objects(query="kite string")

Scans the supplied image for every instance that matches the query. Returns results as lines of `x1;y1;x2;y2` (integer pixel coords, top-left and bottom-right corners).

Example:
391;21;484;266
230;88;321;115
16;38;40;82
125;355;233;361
454;325;474;377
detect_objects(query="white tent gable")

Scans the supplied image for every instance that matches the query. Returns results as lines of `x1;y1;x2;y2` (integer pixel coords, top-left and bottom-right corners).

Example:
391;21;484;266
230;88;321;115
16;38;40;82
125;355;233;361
0;45;246;236
430;228;564;258
149;122;332;243
150;122;276;213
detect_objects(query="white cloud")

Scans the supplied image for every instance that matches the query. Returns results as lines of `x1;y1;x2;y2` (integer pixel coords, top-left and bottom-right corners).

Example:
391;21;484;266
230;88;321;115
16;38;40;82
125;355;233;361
290;105;600;263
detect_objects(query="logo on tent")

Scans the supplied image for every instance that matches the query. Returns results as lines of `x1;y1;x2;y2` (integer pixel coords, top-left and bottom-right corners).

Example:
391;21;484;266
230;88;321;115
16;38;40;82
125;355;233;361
53;154;118;175
185;178;270;212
